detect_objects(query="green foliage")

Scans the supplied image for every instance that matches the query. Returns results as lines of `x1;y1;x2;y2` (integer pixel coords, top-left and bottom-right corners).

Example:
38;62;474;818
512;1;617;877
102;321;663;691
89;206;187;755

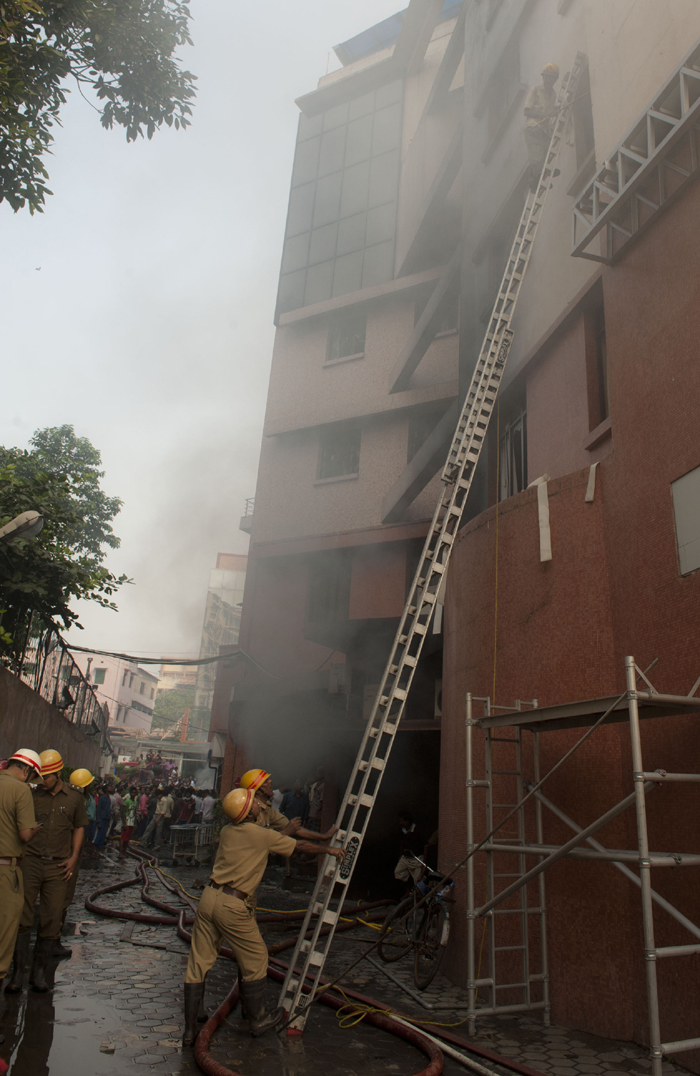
0;424;128;647
152;684;194;730
0;0;196;213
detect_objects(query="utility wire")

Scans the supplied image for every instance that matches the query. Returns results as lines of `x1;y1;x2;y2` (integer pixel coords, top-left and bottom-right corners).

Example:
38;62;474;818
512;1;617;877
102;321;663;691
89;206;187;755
67;643;278;678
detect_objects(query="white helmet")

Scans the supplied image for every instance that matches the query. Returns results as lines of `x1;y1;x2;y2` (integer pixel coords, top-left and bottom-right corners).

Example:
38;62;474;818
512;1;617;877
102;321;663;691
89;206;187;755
9;749;43;780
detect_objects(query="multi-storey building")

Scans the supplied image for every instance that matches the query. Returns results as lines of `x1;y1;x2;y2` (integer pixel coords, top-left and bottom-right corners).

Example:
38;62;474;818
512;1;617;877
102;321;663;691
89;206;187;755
190;553;246;741
219;0;700;1057
156;660;197;695
72;654;159;735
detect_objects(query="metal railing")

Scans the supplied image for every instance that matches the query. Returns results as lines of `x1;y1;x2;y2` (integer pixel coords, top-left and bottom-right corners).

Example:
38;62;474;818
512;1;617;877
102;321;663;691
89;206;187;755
13;625;111;748
243;497;255;516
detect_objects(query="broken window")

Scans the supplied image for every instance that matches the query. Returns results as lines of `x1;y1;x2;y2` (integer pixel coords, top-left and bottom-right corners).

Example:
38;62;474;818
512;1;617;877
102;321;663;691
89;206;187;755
327;310;366;361
318;425;361;479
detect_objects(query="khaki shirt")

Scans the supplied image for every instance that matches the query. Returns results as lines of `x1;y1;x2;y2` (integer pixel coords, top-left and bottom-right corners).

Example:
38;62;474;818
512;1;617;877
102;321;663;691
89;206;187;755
0;771;36;858
211;822;295;896
524;83;556;128
27;780;88;859
255;801;289;833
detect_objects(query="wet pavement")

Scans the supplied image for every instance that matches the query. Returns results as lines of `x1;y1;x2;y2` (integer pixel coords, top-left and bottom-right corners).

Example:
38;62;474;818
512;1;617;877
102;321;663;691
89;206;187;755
0;845;688;1076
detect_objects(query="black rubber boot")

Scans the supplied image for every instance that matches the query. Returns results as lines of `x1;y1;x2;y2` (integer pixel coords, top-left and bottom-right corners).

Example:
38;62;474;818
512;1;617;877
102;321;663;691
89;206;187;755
5;932;30;994
239;978;283;1037
182;982;205;1047
30;937;54;992
54;912;72;960
197;976;208;1023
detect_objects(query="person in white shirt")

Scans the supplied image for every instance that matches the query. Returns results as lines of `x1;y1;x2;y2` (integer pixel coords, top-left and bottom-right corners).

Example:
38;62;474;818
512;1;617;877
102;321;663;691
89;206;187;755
201;792;216;824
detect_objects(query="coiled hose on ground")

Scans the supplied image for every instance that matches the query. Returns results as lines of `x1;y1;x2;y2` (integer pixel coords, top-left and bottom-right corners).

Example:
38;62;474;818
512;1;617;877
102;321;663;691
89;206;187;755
86;848;546;1076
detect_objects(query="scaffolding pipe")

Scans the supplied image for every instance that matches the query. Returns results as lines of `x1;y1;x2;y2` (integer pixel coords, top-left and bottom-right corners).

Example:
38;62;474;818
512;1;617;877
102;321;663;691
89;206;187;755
480;843;700;865
526;786;700;944
626;656;663;1076
465;694;477;1033
476;784;654;917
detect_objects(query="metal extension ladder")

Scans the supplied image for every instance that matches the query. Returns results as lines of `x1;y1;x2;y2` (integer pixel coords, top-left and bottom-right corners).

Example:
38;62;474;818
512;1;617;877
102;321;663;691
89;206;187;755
465;696;549;1034
279;53;586;1032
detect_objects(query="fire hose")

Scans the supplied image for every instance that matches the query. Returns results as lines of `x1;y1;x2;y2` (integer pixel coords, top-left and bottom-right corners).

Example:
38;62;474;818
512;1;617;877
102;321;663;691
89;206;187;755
86;851;547;1076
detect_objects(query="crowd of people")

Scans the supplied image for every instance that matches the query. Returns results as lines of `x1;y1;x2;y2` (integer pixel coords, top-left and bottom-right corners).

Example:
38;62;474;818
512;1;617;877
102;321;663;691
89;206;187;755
85;779;219;856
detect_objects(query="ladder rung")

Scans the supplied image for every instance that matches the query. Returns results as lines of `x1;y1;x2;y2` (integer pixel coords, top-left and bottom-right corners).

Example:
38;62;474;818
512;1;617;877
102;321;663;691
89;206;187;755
494;945;527;952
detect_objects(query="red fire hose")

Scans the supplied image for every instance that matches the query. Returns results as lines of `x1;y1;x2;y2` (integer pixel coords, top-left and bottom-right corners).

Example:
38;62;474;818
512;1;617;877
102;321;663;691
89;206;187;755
86;852;547;1076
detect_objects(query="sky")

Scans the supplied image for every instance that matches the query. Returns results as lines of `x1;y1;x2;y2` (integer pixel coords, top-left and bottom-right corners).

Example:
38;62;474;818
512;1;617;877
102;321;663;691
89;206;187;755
0;0;402;660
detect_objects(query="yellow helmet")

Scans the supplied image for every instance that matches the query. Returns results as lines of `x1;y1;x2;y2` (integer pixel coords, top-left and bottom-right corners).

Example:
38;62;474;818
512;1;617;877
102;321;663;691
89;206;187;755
541;62;559;78
223;788;255;824
239;769;271;793
40;749;63;776
70;768;94;789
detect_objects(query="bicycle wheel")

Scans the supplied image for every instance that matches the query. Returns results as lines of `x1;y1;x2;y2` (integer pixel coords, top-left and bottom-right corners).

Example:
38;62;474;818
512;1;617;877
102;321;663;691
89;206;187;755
377;897;416;963
414;902;449;989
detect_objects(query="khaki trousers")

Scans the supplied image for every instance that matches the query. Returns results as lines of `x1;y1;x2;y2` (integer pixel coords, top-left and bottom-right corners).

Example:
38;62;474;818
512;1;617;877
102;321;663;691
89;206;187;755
0;864;24;978
185;886;268;984
394;854;424;883
19;855;67;939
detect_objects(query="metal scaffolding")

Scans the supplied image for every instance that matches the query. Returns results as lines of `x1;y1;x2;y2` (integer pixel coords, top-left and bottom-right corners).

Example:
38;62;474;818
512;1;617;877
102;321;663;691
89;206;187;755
464;656;700;1075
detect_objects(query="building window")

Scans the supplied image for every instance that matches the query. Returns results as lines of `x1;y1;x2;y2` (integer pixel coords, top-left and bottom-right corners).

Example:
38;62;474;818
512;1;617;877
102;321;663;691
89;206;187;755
93;668;106;685
129;673;135;689
122;670;128;686
672;466;700;576
318;425;361;479
327;310;366;362
307;552;351;622
585;290;609;429
150;687;155;700
139;681;145;694
499;391;528;501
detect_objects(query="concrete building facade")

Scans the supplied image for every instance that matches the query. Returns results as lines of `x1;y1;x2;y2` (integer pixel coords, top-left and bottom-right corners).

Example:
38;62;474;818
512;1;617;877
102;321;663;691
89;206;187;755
220;0;700;1059
73;654;159;735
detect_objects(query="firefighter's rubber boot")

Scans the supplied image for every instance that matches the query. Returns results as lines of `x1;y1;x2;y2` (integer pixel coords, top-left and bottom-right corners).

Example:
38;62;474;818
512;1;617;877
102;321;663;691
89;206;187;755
5;932;30;994
30;937;53;992
183;982;205;1047
197;976;208;1023
239;978;283;1037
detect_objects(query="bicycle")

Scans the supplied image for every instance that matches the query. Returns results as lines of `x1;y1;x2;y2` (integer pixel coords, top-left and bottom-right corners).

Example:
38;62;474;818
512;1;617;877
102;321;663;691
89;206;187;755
377;865;455;989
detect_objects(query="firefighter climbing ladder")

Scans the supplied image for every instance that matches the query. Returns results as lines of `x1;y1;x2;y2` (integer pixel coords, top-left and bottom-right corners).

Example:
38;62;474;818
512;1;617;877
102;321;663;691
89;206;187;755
279;53;586;1031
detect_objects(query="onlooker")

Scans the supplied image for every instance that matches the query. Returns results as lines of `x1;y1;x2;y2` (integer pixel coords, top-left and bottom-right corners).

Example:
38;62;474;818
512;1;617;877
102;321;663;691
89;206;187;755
281;781;309;827
394;810;427;889
136;789;149;837
178;794;195;825
142;791;167;847
192;790;203;824
201;790;216;824
94;785;112;849
120;787;138;859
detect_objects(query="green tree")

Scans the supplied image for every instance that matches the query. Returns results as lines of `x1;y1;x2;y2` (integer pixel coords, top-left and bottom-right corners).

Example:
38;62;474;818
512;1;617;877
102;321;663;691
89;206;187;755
151;684;194;731
0;424;128;653
1;0;196;213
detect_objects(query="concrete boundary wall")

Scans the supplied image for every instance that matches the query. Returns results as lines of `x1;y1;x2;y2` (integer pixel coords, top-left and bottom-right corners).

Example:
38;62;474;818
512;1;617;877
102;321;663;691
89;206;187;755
0;667;101;773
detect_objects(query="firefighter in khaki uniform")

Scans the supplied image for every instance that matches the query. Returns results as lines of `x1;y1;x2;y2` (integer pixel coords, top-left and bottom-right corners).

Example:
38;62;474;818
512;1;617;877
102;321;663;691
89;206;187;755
0;750;43;1044
240;768;338;842
6;750;88;994
182;787;344;1048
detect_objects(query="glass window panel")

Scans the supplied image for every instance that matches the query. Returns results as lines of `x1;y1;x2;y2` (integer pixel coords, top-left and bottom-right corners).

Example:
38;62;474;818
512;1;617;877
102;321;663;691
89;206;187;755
337;212;367;256
375;79;403;109
345;115;373;167
286;182;315;237
281;232;310;273
313;172;343;227
328;311;366;360
368;150;400;208
309;223;338;265
366;201;396;245
304;260;334;306
323;102;349;130
349;91;375;119
371;103;402;155
318;427;360;478
318;126;347;177
291;136;320;187
277;269;306;314
361;240;394;289
340;160;371;218
298;112;323;141
332;250;363;297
